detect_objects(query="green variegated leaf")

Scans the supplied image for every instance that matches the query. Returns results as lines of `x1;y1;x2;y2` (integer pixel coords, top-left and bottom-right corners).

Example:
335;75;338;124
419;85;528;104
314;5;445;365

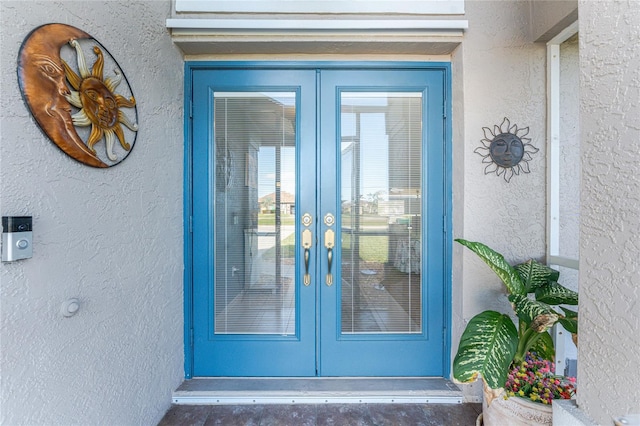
456;239;525;295
516;260;559;293
558;307;579;343
508;294;559;332
529;330;555;362
558;317;578;334
535;282;578;305
453;311;518;389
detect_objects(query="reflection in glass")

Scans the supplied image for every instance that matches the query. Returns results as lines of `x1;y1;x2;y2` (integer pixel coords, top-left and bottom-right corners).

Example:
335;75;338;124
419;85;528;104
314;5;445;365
340;92;423;334
213;92;297;335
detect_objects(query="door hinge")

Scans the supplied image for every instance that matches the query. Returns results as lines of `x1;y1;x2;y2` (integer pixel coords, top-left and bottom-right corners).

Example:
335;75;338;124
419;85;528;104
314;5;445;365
189;100;193;119
189;216;193;233
190;328;194;347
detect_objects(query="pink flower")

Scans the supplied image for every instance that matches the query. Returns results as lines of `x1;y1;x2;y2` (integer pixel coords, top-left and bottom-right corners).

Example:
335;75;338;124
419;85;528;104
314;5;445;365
504;352;577;405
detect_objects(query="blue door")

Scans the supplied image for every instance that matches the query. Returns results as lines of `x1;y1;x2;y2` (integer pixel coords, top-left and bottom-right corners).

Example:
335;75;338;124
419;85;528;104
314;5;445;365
190;64;450;377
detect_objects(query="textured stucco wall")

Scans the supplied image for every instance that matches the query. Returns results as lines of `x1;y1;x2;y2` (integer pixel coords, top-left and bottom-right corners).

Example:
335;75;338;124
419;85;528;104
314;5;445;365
452;0;548;401
578;0;640;423
0;1;185;424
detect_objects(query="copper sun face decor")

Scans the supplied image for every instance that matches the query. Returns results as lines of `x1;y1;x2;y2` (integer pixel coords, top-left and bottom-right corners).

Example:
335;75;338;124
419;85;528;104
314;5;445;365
17;23;138;168
475;118;538;182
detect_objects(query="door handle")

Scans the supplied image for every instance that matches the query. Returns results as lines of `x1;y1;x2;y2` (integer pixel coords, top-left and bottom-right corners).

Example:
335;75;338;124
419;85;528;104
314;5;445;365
302;228;312;286
324;229;335;286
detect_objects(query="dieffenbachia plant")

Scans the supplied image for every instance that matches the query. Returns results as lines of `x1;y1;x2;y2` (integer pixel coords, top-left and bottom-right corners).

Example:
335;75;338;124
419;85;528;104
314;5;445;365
453;239;578;390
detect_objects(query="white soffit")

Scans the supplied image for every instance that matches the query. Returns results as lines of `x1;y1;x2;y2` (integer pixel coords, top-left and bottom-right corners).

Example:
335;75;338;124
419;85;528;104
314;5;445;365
175;1;465;15
166;19;468;55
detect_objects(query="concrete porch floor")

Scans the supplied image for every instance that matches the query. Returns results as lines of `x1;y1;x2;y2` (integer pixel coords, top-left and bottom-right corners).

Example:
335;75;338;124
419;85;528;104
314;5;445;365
157;402;483;425
160;378;480;425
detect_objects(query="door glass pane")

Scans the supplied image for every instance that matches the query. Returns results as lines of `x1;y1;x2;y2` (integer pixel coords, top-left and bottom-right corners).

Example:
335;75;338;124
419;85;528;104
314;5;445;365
340;92;423;334
213;92;297;335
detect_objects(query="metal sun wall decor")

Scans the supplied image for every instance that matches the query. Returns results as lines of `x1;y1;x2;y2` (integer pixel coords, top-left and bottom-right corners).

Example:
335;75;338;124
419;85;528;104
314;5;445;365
17;23;138;168
475;117;539;183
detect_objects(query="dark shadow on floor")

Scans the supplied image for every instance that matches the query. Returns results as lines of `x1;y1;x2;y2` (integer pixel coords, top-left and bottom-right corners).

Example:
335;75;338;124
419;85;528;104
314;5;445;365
158;403;482;426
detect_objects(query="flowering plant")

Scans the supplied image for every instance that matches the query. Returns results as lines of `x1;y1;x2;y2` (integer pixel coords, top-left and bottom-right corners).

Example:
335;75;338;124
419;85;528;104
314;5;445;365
505;352;576;404
452;239;579;392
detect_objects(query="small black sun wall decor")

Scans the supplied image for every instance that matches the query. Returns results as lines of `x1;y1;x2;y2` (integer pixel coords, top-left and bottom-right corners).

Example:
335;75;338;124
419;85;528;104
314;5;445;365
475;117;539;183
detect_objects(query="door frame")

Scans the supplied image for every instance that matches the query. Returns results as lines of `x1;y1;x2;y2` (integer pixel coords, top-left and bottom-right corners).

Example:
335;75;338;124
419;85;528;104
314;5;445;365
183;61;453;379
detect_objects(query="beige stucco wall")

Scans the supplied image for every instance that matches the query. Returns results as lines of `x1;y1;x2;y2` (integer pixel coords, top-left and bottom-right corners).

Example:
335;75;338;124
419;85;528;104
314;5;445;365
0;1;184;424
578;0;640;423
451;0;548;401
458;0;547;309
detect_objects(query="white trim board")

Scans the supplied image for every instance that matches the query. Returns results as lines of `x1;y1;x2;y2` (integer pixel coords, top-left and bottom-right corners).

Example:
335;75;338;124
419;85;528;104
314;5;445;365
175;0;465;15
166;19;469;32
172;377;464;405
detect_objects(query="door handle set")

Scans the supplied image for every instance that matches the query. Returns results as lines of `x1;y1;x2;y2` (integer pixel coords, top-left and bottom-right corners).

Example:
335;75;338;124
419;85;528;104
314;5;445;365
324;213;335;286
324;229;334;286
301;213;335;287
302;228;312;286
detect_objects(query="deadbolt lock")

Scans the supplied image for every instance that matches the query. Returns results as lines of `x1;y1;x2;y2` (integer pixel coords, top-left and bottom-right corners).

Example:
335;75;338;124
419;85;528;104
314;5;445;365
302;213;312;227
324;213;335;227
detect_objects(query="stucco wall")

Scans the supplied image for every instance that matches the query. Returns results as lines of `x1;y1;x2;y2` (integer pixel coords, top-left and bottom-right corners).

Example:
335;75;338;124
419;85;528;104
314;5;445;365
452;0;548;401
0;1;184;424
578;0;640;423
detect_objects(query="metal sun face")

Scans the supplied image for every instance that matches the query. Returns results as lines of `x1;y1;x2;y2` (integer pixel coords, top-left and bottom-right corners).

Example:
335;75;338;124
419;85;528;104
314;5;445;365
489;133;525;168
63;40;138;164
475;118;539;182
79;77;119;129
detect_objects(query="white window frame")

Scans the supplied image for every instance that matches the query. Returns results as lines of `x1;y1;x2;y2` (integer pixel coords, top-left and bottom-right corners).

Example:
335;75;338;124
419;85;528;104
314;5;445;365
546;20;579;375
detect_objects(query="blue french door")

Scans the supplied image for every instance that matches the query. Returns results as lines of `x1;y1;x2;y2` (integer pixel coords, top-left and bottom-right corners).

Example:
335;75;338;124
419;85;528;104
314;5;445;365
190;64;449;377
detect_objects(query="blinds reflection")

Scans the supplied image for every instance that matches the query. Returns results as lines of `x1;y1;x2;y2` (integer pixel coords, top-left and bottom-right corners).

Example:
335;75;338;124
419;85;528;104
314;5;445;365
213;92;297;335
340;93;423;334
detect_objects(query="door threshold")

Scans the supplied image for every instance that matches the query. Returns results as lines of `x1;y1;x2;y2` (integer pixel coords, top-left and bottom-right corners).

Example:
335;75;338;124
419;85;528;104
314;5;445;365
172;377;463;405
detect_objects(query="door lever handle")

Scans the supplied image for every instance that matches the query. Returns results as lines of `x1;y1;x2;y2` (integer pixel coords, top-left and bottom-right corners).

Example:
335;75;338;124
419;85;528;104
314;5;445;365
304;247;311;286
324;229;335;286
326;247;333;286
302;229;312;286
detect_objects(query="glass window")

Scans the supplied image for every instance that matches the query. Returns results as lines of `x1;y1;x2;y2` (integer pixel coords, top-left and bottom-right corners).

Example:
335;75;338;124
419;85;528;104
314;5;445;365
213;92;297;335
339;92;423;334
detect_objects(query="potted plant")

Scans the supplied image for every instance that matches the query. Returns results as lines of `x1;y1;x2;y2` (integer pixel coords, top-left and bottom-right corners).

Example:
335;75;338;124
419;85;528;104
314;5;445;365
453;239;578;426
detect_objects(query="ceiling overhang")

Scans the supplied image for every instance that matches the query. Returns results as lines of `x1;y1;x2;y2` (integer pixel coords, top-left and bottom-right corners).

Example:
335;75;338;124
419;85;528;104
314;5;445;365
166;19;467;56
